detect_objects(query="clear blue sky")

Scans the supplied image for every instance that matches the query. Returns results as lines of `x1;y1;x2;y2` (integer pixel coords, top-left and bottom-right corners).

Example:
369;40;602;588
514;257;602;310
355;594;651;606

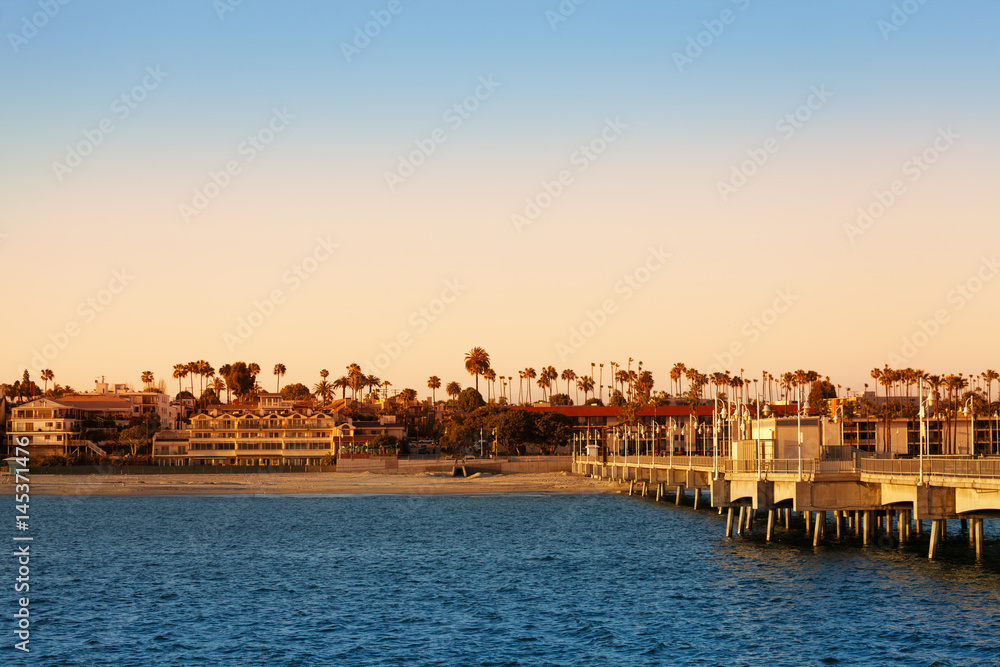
3;0;999;397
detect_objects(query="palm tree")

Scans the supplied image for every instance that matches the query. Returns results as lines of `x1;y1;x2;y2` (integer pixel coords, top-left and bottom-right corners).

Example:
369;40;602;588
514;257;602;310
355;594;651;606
248;363;261;381
40;369;54;393
218;364;232;402
523;367;536;403
202;363;215;395
273;363;286;392
983;369;998;453
186;361;199;394
464;347;491;394
577;376;595;403
366;375;381;400
211;377;225;401
446;381;461;401
313;379;334;404
428;375;441;403
173;364;188;396
542;366;558;399
333;376;350;401
562;369;577;403
599;363;604;403
671;362;685;397
141;370;154;390
483;368;497;402
346;363;363;400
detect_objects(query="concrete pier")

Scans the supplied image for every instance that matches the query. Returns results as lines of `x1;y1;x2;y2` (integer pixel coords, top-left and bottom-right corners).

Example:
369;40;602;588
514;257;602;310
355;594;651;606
575;453;998;562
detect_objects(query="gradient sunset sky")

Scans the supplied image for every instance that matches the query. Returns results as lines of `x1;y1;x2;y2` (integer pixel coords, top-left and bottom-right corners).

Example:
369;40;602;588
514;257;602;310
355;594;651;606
3;1;998;398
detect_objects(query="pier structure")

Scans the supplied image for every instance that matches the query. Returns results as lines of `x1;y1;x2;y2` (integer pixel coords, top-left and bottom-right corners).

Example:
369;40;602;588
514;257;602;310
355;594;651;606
573;453;1000;559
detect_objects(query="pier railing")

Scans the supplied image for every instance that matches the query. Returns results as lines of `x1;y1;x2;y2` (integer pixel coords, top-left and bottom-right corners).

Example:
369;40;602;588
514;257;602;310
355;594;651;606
858;457;1000;479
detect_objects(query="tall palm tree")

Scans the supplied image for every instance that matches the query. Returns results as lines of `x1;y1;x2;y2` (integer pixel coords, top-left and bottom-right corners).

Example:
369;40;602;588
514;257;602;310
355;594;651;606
40;369;54;393
173;364;188;396
982;370;999;454
186;361;199;394
333;376;350;401
313;379;334;404
483;368;497;402
671;363;685;397
211;377;225;401
599;363;604;403
141;370;154;390
562;368;577;403
346;363;363;400
523;367;536;403
248;363;261;380
428;376;441;403
202;363;215;395
464;347;491;394
366;375;381;400
273;363;286;392
577;376;595;403
446;381;461;401
218;364;232;402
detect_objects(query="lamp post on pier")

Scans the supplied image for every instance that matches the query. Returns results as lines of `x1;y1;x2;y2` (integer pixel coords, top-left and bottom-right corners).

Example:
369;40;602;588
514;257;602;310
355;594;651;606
797;385;804;482
962;396;976;456
918;382;935;485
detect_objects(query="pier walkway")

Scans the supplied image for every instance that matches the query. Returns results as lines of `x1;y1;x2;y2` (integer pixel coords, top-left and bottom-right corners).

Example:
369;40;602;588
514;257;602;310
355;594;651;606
573;454;1000;559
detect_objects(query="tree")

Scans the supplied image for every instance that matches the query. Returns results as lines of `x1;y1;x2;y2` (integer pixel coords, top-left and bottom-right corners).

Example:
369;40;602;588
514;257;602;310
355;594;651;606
464;347;491;394
562;369;577;403
609;391;626;407
483;368;497;402
118;425;148;458
222;362;256;402
173;364;188;396
333;376;349;401
141;370;154;390
428;375;441;403
523;367;536;403
41;369;54;393
273;363;286;392
492;409;532;456
532;411;573;455
211;377;226;401
346;363;363;400
281;383;312;403
370;433;398;453
577;376;595;403
313;380;334;404
456;387;485;413
446;381;462;401
549;393;573;406
399;388;418;403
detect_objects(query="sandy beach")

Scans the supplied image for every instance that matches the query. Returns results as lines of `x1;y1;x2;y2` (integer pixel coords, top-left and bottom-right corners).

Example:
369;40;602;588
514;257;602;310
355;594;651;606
12;471;617;497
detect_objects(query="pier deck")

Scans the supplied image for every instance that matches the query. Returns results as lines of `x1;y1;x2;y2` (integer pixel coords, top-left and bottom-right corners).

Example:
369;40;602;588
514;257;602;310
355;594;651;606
574;454;1000;559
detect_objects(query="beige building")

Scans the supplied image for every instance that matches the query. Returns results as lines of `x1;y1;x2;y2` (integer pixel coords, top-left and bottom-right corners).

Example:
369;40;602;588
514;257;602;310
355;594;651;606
182;401;341;466
5;396;132;459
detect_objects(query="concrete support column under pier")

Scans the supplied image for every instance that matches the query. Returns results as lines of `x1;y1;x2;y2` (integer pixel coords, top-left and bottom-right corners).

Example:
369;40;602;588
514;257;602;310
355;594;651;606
766;509;775;541
726;507;734;538
929;519;941;560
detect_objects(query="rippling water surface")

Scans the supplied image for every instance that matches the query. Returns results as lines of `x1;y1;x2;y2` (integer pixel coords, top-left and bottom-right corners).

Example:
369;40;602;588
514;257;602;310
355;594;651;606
15;493;1000;666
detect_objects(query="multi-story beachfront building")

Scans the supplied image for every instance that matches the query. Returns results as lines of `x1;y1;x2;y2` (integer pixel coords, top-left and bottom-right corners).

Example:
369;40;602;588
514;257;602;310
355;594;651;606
5;395;133;459
91;381;183;427
184;400;341;466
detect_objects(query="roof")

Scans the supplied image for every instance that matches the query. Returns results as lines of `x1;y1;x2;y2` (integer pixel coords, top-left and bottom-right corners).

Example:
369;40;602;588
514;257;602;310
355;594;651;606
47;395;133;411
517;403;804;418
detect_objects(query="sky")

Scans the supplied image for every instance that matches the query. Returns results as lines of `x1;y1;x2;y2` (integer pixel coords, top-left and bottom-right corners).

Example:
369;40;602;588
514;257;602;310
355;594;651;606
2;0;999;399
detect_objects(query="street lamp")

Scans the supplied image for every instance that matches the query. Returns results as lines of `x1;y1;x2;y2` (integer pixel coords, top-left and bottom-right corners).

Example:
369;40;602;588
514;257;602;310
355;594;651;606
962;396;976;456
796;386;804;481
832;404;846;453
713;395;727;480
918;383;935;485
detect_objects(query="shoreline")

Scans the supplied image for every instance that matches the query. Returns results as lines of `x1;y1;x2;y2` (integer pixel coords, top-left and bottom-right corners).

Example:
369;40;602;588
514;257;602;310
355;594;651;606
11;471;616;497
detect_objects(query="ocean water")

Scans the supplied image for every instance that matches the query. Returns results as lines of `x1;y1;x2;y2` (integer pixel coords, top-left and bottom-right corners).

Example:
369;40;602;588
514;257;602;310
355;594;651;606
11;492;1000;666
